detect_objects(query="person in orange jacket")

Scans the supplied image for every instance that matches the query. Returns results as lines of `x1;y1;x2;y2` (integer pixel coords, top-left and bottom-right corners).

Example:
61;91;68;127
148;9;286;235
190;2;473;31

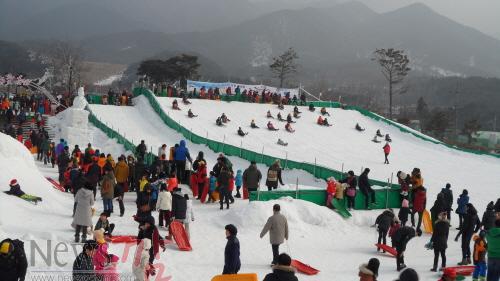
325;177;337;208
167;171;178;192
472;231;487;281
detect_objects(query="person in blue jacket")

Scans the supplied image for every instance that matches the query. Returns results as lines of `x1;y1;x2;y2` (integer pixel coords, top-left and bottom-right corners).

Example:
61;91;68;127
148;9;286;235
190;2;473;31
235;170;243;198
223;224;241;275
174;140;192;184
456;189;469;230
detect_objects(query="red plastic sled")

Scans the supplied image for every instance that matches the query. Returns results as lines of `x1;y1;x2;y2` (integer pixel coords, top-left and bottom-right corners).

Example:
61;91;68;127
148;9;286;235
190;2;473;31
243;186;249;200
190;174;199;198
375;244;398;257
444;266;475;276
291;259;319;275
46;177;65;192
200;180;209;203
108;235;137;243
170;221;192;251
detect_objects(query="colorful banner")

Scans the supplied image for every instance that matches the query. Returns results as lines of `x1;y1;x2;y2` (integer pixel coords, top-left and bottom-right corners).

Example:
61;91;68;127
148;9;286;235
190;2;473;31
187;80;299;97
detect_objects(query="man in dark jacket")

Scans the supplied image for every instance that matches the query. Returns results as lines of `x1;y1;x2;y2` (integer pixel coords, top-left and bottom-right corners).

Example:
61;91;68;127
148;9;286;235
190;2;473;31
0;238;28;281
171;188;187;220
266;160;284;191
358;168;375;209
455;203;481;265
57;146;70;183
431;212;450;271
392;226;416;271
137;216;165;264
218;164;232;210
174;140;192;184
263;253;298;281
375;209;395;251
85;158;101;199
243;161;262;193
440;184;453;223
223;224;241;274
72;240;98;281
482;201;497;231
430;193;447;228
136;140;147;163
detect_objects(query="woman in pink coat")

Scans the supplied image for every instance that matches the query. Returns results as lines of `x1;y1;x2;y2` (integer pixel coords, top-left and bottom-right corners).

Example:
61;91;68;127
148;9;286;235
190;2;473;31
93;241;120;281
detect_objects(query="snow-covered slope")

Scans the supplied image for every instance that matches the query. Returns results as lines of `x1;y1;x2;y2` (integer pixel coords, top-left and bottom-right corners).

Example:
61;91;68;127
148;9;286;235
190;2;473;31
157;97;500;211
88;96;324;189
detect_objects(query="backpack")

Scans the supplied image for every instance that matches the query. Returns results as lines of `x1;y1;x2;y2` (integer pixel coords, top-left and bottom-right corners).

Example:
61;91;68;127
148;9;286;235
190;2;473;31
0;239;27;274
267;169;278;182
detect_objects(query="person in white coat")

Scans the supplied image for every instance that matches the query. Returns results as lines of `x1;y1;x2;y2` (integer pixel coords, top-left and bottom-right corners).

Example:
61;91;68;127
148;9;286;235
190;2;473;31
158;144;168;159
132;238;152;281
156;183;172;229
184;194;195;240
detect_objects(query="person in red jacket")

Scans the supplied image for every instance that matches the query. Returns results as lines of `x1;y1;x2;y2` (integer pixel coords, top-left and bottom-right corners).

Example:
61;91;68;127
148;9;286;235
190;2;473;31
412;186;427;236
383;143;391;164
325;177;337;208
196;161;207;200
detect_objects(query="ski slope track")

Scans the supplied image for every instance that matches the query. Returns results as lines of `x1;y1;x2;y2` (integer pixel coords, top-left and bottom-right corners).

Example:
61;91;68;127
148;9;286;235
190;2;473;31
156;96;500;211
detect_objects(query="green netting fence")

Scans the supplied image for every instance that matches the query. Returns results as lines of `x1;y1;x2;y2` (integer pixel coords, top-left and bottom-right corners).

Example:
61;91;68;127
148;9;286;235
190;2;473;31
130;87;400;209
249;188;402;209
86;106;156;165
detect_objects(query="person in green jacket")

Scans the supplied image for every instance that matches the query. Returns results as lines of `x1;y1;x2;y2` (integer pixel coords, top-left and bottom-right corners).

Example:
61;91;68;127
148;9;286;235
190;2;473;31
487;216;500;281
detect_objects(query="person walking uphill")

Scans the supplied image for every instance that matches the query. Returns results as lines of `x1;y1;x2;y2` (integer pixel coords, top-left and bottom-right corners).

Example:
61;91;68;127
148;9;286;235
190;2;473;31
243;161;262;194
359;168;376;209
263;253;298;281
136;140;147;163
223;224;241;275
486;217;500;281
383;142;391;164
174;140;192;184
260;204;289;265
266;160;284;191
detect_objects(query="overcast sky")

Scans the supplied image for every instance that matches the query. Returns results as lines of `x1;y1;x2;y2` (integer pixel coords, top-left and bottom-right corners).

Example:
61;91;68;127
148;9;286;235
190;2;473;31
352;0;500;39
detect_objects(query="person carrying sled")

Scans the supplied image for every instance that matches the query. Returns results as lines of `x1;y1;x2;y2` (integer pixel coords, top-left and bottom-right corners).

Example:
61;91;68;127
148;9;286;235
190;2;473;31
358;258;379;281
267;121;279;131
266;160;284;191
251;119;259;128
356;123;365;132
263;253;298;281
431;212;450;272
320;107;330;116
221;113;230;123
237;127;247;137
187;109;197;118
375;209;395;252
359;168;376;209
393;226;416;271
223;224;241;275
285;122;295;133
0;238;28;281
383;142;391;164
267;110;274;119
260;204;289;265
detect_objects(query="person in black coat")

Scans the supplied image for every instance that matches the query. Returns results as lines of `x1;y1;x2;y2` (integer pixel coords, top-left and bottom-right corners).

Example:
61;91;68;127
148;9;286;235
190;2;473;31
263;253;298;281
136;140;147;163
430;193;447;228
375;209;395;251
223;224;241;275
86;159;101;199
495;198;500;212
192;151;206;172
358;168;375;209
57;146;70;183
171;189;187;221
440;183;453;223
482;201;497;231
431;212;450;271
218;164;232;210
455;203;481;265
0;238;28;281
392;226;416;271
72;240;98;281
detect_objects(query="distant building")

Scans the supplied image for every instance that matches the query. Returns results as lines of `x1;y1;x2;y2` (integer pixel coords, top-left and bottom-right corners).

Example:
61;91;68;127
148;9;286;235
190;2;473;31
472;131;500;149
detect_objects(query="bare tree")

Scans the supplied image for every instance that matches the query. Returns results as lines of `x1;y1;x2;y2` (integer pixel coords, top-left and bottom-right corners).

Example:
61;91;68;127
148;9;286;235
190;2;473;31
372;48;411;119
269;47;299;88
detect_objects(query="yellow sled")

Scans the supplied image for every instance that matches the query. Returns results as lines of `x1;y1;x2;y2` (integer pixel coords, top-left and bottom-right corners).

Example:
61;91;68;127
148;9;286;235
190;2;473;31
211;273;258;281
423;209;433;234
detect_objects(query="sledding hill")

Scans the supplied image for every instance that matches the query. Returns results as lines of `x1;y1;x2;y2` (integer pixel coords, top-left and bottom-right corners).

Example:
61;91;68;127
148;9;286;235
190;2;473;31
156;97;500;210
0;132;73;237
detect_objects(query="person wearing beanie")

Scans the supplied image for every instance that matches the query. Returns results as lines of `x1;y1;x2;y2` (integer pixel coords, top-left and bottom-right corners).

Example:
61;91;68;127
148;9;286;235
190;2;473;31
399;199;411;226
260;204;289;265
431;212;450;272
5;179;42;203
263;253;298;281
73;240;98;281
396;268;419;281
439;267;457;281
223;224;241;274
358;258;380;281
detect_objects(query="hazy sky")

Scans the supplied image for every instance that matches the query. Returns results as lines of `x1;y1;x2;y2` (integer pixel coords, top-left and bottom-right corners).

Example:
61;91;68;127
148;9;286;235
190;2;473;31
352;0;500;39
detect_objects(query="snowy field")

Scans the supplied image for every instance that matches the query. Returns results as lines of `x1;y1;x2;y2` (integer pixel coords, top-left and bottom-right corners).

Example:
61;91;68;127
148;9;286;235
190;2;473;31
157;96;500;211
